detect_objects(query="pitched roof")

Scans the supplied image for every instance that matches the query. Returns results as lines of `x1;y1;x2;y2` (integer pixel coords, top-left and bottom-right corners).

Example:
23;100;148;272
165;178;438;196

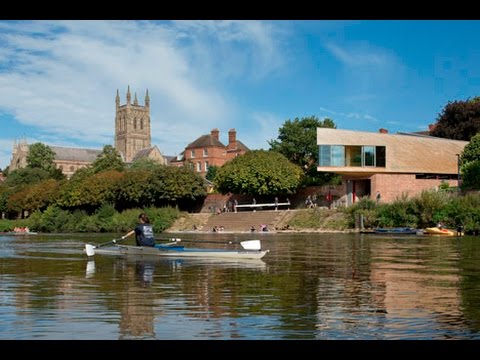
227;140;249;152
131;146;156;162
50;146;102;162
186;134;225;148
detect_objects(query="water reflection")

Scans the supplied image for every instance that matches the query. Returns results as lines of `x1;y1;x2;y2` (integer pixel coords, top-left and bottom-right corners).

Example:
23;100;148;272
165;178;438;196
1;233;480;339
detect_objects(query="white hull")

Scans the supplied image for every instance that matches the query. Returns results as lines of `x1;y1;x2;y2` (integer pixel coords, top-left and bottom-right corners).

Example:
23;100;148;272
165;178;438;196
93;244;269;260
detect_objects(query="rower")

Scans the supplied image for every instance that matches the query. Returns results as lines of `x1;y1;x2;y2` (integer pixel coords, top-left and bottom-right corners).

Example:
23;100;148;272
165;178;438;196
122;213;155;247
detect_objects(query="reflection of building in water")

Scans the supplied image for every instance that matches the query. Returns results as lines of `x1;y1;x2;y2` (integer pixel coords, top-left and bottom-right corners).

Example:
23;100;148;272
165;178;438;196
118;261;156;340
369;241;462;324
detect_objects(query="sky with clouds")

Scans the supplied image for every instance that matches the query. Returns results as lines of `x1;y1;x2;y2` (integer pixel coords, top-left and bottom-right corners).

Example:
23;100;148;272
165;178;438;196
1;20;480;170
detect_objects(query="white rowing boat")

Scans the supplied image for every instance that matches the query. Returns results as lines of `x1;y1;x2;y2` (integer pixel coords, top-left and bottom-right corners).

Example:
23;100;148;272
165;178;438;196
85;239;269;260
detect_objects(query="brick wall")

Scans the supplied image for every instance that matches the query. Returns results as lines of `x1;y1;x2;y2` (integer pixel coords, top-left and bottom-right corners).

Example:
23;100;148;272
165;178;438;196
370;173;458;202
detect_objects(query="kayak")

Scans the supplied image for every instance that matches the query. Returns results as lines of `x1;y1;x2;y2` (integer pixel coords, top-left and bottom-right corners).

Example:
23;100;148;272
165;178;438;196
85;240;269;260
424;227;457;236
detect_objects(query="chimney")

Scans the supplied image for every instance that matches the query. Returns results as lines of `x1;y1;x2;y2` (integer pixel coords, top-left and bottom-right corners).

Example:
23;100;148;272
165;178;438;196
379;128;388;134
428;123;436;132
211;128;219;141
228;128;237;149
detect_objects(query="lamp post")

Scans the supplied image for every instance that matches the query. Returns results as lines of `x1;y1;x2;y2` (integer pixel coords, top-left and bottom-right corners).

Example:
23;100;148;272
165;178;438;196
456;153;461;193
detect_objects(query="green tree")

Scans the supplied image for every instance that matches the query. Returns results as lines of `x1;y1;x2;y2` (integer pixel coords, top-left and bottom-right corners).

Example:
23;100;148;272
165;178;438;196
7;179;60;214
27;142;55;170
430;97;480;141
26;142;64;180
461;160;480;190
57;170;124;211
129;158;163;171
4;167;53;188
460;133;480;166
115;169;153;210
205;165;218;182
91;145;124;174
268;116;338;185
215;150;303;196
148;166;207;205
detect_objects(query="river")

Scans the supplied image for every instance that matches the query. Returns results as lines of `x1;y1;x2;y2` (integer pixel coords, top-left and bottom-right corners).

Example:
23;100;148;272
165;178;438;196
1;232;479;339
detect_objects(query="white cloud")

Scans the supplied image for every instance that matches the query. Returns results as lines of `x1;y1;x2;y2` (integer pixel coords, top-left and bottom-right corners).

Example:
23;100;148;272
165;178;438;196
0;20;286;161
244;112;283;150
324;41;395;68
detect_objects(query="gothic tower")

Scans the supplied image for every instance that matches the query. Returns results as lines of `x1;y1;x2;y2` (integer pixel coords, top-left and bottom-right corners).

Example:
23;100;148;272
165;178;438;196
114;86;151;162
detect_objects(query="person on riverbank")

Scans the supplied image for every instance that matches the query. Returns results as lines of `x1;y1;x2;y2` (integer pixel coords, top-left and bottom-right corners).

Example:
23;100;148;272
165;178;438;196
122;213;155;247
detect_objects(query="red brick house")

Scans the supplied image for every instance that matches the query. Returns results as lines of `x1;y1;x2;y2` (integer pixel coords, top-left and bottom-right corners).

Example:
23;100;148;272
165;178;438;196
172;128;249;176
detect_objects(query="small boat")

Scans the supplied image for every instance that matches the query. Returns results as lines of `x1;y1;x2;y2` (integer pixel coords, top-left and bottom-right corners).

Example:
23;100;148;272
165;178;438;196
0;231;38;236
424;227;457;236
373;227;418;235
85;239;269;260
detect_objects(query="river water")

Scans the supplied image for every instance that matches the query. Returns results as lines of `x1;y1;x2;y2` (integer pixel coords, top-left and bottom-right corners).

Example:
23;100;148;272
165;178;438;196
1;232;480;340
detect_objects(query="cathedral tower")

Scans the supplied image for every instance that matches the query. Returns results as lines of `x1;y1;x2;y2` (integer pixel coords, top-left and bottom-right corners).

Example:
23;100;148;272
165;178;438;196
114;86;151;162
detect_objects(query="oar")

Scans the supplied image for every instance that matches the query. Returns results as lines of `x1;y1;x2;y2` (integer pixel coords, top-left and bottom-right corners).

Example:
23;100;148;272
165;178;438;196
85;237;126;257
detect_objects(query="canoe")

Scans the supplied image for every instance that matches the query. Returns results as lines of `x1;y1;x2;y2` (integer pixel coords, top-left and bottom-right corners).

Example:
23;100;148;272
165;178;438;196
88;243;269;260
424;227;457;236
373;227;418;235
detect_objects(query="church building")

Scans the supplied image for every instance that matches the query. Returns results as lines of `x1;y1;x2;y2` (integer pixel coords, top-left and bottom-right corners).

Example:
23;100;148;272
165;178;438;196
9;87;167;177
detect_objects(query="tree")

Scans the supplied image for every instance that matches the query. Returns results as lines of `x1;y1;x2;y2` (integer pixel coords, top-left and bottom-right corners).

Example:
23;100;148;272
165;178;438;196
26;142;64;179
91;145;124;174
460;133;480;166
268;116;339;185
461;160;480;190
4;167;53;188
430;98;480;141
129;158;163;171
215;150;304;196
27;142;55;170
205;165;218;182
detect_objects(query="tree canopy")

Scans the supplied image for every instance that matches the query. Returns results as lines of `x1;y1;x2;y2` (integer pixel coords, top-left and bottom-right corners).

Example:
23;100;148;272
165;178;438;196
460;133;480;165
460;133;480;190
26;142;64;179
430;98;480;141
214;150;304;196
91;145;125;173
268;116;339;185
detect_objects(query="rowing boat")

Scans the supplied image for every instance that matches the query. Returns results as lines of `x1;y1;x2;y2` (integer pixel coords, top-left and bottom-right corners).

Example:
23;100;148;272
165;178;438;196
0;231;38;236
85;239;269;260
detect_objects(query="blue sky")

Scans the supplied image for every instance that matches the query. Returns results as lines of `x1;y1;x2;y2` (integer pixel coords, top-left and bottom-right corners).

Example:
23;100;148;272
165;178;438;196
1;20;480;170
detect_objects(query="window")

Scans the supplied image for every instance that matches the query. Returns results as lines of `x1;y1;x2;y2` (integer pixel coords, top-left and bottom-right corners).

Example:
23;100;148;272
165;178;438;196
205;161;209;172
376;146;386;167
134;118;137;130
196;162;201;172
190;150;195;158
363;146;375;166
319;145;386;168
140;119;144;130
203;148;208;157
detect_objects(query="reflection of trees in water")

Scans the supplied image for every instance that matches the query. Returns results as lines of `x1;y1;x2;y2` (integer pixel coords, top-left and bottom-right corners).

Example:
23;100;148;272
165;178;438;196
458;237;480;332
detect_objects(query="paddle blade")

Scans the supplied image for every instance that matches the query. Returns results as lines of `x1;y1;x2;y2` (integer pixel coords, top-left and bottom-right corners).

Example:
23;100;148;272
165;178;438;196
85;244;96;257
240;240;261;250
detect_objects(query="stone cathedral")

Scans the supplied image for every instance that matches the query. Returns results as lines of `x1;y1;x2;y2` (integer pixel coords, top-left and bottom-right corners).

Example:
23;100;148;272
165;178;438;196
9;87;167;178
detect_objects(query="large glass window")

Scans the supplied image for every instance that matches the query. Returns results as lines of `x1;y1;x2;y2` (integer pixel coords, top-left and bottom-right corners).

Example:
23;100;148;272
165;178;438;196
363;146;375;166
318;145;386;168
319;146;331;166
331;146;345;166
346;146;362;166
376;146;386;167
